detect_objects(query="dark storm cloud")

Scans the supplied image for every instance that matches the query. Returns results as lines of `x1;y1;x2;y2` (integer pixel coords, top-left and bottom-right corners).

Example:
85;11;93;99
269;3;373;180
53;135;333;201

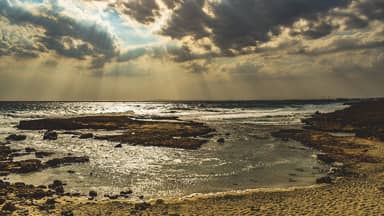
161;0;210;40
161;0;351;52
108;0;180;24
120;0;160;24
0;1;117;67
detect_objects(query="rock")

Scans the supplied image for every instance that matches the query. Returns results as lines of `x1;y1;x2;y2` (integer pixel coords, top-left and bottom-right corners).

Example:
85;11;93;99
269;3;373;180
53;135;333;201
35;151;54;158
0;198;5;205
114;144;122;148
48;180;64;194
25;147;36;152
316;176;333;184
105;194;119;199
120;190;133;196
61;210;74;216
155;199;164;205
217;138;225;143
89;190;97;198
44;156;89;168
6;134;26;141
0;159;42;173
120;190;133;198
43;130;58;140
1;202;16;212
138;195;144;200
67;170;75;174
79;133;93;139
43;198;56;210
317;154;335;164
135;202;151;211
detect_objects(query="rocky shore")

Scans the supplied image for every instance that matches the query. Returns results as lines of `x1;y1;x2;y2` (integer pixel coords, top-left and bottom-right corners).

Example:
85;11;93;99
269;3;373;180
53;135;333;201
1;99;384;215
18;115;215;149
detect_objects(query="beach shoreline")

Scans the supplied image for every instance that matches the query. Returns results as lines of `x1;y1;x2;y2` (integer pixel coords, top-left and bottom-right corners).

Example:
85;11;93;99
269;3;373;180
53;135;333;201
1;99;384;215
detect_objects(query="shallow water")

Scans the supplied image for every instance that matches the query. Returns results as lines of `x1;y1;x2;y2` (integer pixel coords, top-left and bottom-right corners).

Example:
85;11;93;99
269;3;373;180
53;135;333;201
0;101;348;200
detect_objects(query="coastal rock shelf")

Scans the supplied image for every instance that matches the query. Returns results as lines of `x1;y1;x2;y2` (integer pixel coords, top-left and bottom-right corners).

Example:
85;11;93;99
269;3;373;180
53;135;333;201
303;99;384;141
17;115;215;149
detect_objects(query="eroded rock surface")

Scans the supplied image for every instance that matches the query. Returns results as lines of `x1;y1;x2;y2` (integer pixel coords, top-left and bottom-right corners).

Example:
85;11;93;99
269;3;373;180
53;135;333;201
18;115;215;149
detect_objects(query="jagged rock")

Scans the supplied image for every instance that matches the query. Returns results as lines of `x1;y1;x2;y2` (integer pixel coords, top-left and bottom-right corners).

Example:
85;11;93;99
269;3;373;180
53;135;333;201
6;134;26;141
43;130;58;140
79;133;93;139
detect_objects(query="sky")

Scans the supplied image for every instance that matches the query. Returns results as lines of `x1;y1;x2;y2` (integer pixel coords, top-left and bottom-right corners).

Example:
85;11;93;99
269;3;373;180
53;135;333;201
0;0;383;100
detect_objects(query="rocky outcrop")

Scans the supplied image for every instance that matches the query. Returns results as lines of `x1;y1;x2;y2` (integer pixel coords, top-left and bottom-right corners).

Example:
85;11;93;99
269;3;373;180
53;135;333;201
6;134;27;141
303;99;384;140
44;156;89;168
17;115;215;150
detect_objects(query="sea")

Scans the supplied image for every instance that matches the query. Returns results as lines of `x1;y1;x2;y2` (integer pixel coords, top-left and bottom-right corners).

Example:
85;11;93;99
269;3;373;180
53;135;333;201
0;101;350;200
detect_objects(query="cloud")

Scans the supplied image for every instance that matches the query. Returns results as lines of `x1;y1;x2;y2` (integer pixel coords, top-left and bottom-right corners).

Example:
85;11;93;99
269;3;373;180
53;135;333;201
160;0;351;53
0;0;118;67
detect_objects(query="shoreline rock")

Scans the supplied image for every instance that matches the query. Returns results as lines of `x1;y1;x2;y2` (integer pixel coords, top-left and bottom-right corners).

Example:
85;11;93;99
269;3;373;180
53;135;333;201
17;115;215;150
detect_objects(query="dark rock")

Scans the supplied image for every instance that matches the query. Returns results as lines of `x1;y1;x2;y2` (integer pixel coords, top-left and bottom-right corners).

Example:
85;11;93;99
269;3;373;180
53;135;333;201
25;147;36;152
43;130;58;140
1;202;16;212
317;154;335;164
316;176;333;184
295;168;305;172
155;199;164;205
138;195;144;199
89;190;97;198
135;202;151;211
61;210;74;216
18;115;214;150
67;170;75;174
0;198;5;205
48;180;64;194
217;138;225;143
43;198;56;210
14;182;26;188
79;133;93;139
105;194;119;199
6;134;26;141
35;151;54;158
120;190;133;196
114;144;122;148
44;156;89;168
0;159;42;173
